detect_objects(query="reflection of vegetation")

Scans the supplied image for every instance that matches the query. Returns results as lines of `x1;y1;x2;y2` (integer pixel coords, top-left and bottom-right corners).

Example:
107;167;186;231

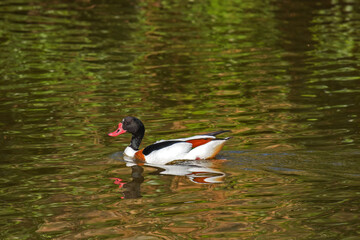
1;0;359;153
1;0;360;239
0;1;359;149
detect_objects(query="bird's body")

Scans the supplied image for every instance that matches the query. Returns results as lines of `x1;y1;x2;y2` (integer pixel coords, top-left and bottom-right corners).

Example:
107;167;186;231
109;116;231;164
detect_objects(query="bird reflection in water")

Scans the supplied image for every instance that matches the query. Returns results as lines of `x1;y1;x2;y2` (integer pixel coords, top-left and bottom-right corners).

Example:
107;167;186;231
109;153;226;199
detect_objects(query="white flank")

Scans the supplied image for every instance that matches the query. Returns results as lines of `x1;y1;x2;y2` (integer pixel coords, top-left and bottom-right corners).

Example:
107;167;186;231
185;140;226;159
145;142;193;164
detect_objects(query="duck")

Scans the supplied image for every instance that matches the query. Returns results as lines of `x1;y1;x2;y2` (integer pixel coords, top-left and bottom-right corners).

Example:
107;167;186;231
108;116;231;164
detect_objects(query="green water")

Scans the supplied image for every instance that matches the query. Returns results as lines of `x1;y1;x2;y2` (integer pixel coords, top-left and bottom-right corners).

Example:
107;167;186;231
1;0;360;239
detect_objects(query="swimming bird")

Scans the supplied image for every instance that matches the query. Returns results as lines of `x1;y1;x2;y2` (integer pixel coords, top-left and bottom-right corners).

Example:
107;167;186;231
108;116;231;164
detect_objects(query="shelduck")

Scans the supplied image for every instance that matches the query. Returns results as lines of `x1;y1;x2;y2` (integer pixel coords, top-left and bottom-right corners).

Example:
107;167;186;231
108;116;231;164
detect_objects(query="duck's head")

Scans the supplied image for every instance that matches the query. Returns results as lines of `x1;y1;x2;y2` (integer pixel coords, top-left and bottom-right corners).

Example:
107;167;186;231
108;116;145;137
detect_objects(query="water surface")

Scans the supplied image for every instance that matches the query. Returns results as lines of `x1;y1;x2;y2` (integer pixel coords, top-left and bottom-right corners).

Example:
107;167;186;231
1;0;360;239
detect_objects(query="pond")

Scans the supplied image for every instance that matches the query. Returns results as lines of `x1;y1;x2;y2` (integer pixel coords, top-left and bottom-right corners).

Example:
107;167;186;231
1;0;360;239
